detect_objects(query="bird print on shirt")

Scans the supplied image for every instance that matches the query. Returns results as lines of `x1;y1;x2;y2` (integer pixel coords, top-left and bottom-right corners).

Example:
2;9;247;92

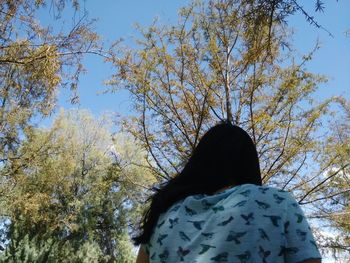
156;234;168;246
185;205;197;216
258;228;270;241
235;250;251;263
158;249;169;263
199;244;216;255
201;232;214;239
259;246;271;263
255;200;270;209
212;205;225;213
263;215;282;227
239;190;251;197
232;200;247;208
156;219;165;228
226;231;247;244
241;212;254;225
202;200;214;210
296;229;307;241
210;252;228;262
258;187;269;194
179;231;191;242
217;216;234;226
284;220;290;234
295;213;304;223
273;194;285;204
145;186;320;262
187;220;205;230
278;246;299;257
291;202;299;208
177;246;190;261
169;218;179;229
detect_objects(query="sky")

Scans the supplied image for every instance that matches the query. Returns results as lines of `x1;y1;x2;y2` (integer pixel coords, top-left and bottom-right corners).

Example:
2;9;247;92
37;0;350;127
287;1;350;100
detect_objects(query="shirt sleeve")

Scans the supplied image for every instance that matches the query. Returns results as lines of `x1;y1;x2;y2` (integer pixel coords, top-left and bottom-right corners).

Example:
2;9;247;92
283;193;322;263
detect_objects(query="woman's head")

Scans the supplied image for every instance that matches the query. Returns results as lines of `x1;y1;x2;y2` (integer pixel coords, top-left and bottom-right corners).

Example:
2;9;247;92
179;121;262;190
133;121;262;245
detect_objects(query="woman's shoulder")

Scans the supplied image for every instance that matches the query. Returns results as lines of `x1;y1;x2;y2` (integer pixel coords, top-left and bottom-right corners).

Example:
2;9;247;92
223;183;290;194
165;184;297;216
225;184;298;205
242;184;292;193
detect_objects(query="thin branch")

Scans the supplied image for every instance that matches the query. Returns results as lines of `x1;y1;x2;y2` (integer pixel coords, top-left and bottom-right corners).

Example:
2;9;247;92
140;81;170;180
262;105;292;181
299;189;350;205
291;0;334;37
298;163;350;203
282;152;307;190
249;63;257;144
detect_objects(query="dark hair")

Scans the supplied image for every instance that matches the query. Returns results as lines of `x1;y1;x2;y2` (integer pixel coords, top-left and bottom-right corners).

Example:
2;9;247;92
133;121;262;245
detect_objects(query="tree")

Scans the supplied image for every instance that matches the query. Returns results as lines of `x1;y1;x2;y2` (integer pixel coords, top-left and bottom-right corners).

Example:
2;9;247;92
0;0;101;173
309;98;350;256
0;2;106;257
108;0;349;255
244;0;337;37
0;109;155;262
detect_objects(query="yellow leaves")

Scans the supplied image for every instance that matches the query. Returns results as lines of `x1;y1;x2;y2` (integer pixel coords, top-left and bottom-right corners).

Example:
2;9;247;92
0;41;61;123
208;36;219;54
253;110;271;124
113;132;157;187
23;43;61;90
139;50;148;60
35;0;45;6
2;41;61;87
13;192;52;224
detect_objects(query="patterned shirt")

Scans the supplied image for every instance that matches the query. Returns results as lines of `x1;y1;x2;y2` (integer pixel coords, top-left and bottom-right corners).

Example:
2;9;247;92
143;184;321;263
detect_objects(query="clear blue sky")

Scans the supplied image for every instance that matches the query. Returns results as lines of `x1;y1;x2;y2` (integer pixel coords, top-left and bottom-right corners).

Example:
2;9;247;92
39;0;350;125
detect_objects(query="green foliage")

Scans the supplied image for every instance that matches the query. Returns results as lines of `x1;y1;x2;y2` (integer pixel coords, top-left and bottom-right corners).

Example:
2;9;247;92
114;231;137;263
1;109;155;261
0;2;119;259
0;227;104;263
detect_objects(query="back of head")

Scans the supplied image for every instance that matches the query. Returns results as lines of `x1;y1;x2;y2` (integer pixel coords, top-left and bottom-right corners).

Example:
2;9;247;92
179;121;262;190
133;121;262;245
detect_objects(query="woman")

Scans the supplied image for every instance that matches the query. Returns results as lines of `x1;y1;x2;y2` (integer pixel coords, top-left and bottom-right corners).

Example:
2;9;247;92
134;122;322;262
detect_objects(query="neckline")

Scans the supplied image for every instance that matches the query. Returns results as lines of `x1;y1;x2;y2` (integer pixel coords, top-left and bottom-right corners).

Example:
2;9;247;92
211;185;236;195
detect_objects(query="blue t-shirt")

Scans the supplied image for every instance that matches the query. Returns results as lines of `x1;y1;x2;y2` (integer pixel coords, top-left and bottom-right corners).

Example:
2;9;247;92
143;184;321;262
